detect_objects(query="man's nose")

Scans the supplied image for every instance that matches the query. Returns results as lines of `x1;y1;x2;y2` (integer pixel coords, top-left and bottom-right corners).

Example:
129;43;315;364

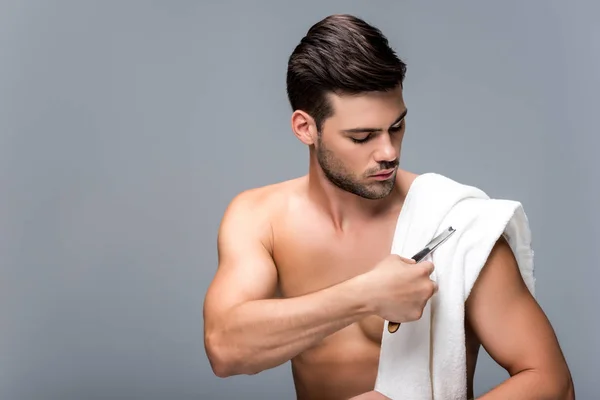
373;134;398;163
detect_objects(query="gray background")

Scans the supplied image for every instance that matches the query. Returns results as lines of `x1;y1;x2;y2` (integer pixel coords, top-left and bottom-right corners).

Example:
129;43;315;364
1;1;597;399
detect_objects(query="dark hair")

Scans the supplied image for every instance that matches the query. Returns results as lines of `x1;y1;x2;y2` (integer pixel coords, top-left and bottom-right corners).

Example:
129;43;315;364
286;14;407;131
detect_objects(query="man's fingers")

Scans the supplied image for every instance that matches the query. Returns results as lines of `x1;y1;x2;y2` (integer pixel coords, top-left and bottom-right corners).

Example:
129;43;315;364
420;261;435;275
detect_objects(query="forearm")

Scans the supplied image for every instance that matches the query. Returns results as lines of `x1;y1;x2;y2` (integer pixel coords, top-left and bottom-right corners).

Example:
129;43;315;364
477;369;574;400
206;275;373;376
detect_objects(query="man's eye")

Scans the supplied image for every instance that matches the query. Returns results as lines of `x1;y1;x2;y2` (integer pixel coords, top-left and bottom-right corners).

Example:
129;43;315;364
351;136;371;144
390;121;405;133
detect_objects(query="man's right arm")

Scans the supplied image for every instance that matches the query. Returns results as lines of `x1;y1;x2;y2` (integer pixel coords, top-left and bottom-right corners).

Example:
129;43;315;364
203;190;375;377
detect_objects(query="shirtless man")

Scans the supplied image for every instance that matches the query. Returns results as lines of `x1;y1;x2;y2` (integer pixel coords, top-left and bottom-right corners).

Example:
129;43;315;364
203;14;574;399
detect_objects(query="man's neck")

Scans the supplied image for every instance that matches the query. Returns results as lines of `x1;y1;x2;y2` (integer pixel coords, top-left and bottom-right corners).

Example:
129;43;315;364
306;159;401;233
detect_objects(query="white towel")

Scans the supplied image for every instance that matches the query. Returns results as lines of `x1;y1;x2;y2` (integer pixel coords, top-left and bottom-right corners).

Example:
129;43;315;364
374;172;536;400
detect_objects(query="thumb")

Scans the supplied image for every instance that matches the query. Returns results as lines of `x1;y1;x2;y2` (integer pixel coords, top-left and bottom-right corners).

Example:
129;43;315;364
398;256;416;264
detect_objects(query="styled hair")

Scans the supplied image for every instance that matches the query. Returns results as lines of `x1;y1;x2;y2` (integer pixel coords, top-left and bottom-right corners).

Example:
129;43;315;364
286;14;407;131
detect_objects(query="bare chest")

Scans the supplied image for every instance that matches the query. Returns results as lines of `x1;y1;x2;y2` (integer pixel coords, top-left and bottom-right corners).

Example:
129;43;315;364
271;212;398;342
272;216;398;298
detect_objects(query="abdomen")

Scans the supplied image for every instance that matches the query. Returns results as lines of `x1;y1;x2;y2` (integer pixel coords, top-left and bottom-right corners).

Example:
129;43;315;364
291;324;381;400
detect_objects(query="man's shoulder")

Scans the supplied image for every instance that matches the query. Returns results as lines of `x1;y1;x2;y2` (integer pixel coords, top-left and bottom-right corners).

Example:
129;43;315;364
223;176;305;221
218;178;304;250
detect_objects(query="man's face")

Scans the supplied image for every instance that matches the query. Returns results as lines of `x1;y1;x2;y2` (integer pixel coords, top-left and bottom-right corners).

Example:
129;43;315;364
315;86;407;200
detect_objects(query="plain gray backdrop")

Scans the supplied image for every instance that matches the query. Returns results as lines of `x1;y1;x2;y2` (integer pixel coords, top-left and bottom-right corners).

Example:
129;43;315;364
1;1;598;399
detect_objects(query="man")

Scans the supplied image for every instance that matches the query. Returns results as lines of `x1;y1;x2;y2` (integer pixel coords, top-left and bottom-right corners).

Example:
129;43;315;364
203;14;574;399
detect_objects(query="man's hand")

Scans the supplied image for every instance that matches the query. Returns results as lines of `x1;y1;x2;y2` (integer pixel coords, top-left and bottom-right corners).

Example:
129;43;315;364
359;254;437;323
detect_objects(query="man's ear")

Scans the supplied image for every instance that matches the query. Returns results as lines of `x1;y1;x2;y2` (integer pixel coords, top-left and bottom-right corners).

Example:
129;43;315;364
291;110;318;145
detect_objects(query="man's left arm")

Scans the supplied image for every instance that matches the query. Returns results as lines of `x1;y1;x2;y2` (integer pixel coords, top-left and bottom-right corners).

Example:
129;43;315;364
467;236;575;399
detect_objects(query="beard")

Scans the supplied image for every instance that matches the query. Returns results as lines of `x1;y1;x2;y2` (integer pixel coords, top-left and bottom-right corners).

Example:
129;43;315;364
316;136;398;200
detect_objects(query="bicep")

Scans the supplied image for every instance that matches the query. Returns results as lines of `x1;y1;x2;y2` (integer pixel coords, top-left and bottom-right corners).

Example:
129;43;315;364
466;237;566;375
203;193;278;327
